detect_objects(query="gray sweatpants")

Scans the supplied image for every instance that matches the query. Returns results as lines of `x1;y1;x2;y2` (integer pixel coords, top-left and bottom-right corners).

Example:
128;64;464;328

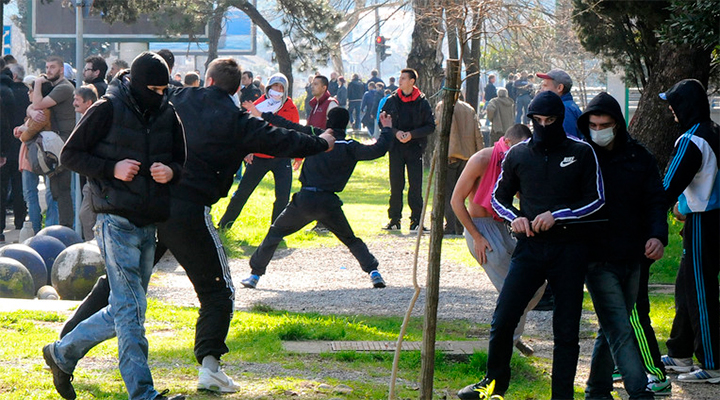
464;217;546;342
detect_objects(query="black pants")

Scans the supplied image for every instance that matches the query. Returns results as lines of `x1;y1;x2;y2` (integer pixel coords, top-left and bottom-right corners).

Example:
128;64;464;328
388;143;423;222
250;189;378;275
443;160;466;234
0;159;26;231
629;258;667;379
486;238;587;398
49;168;74;227
61;198;235;364
667;210;719;370
219;157;291;229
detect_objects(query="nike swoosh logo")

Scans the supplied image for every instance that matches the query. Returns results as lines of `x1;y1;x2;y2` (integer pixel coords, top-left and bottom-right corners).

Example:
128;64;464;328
560;160;577;167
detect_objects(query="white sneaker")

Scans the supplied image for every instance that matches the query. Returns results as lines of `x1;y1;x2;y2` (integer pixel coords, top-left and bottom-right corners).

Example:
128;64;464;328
197;367;241;393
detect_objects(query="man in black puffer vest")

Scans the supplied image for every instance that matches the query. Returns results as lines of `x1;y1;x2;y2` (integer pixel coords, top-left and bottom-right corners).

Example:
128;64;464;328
47;52;187;400
54;58;335;396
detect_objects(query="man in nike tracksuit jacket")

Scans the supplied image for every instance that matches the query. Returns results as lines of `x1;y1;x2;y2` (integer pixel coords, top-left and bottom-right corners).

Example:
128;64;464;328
458;91;605;399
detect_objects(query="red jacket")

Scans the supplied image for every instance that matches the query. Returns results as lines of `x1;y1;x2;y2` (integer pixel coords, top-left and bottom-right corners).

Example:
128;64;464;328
254;95;300;159
307;90;337;129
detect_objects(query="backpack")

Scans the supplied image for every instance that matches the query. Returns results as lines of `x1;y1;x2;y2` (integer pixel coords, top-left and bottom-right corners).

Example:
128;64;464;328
26;130;65;176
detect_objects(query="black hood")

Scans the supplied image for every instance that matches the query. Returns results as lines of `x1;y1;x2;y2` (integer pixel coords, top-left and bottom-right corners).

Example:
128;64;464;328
107;70;169;122
527;91;566;148
662;79;710;130
577;92;629;148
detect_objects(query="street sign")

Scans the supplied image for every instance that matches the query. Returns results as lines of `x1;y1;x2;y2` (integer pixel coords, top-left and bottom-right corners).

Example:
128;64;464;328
3;26;10;56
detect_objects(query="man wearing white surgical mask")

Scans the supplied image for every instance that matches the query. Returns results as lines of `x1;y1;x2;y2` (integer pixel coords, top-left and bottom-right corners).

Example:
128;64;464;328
219;73;301;234
577;92;670;398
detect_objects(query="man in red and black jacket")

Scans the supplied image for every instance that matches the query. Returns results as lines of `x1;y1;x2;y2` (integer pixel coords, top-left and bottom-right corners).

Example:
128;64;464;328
380;68;435;232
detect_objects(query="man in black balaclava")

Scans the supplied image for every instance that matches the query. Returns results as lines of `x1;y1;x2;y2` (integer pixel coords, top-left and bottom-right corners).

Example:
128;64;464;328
48;51;187;400
239;105;393;289
458;91;606;400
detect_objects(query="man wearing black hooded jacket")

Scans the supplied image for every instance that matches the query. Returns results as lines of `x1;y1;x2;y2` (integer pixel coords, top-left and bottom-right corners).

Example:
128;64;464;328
577;92;668;399
458;91;605;399
659;79;720;383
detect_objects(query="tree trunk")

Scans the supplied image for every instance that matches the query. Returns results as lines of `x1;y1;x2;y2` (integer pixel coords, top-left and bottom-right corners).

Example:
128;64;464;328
420;59;460;400
204;5;227;69
230;0;294;97
330;45;344;76
407;0;444;163
629;44;713;171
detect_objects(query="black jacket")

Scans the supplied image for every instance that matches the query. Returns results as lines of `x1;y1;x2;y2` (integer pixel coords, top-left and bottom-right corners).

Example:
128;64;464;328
492;121;605;241
381;89;435;151
347;78;365;101
0;72;17;160
240;83;262;104
169;86;330;206
89;77;108;97
261;112;391;193
61;72;186;226
661;79;720;214
577;92;668;261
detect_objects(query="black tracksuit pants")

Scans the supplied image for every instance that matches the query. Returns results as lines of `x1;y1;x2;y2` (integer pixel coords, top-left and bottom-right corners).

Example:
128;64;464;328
60;198;235;364
629;258;667;379
0;158;26;231
249;189;378;276
388;143;423;222
667;210;719;370
219;157;292;229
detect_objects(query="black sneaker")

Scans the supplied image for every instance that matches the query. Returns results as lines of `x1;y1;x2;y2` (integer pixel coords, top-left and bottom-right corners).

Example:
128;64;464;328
369;270;386;288
382;220;401;231
155;389;186;400
457;377;496;399
409;220;429;233
43;343;76;400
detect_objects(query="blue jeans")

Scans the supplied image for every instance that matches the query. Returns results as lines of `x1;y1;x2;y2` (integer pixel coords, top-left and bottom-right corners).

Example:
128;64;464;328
51;213;159;400
43;175;59;226
585;261;652;399
348;101;362;129
486;238;587;399
22;170;42;233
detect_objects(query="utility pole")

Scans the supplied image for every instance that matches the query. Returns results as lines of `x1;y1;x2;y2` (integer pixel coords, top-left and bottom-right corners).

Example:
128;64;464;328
73;0;85;235
374;5;381;76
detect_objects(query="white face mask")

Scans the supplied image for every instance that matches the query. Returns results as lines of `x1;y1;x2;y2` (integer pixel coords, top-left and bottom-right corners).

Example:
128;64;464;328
268;88;284;102
590;126;615;147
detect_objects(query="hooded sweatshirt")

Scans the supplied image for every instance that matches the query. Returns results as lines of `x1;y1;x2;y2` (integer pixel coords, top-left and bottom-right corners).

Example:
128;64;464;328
253;73;300;160
577;92;668;261
661;79;720;214
492;91;604;239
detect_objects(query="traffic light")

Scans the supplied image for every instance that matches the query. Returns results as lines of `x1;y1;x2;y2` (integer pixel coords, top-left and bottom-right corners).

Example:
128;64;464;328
375;35;391;62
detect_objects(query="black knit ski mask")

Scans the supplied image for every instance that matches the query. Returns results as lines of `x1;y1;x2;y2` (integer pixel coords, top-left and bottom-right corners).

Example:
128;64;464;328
129;52;169;115
527;91;566;148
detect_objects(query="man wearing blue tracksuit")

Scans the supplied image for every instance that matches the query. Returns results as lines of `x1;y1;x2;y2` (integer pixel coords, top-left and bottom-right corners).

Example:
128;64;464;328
659;79;720;383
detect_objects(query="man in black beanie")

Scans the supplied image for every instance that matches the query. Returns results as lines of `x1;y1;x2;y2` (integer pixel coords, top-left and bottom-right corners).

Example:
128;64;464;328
457;91;605;399
240;104;392;289
44;51;187;400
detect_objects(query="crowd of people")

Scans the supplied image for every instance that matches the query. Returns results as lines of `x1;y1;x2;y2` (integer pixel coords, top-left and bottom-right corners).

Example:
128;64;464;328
0;49;716;400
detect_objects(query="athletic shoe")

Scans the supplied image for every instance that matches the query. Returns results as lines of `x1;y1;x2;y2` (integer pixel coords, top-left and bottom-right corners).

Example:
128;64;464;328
383;220;401;231
457;377;497;399
409;220;429;233
677;368;720;383
241;274;259;289
42;343;76;400
197;367;241;393
311;223;329;234
661;355;696;373
154;389;186;400
647;374;672;395
370;270;386;288
612;367;622;382
514;340;534;356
